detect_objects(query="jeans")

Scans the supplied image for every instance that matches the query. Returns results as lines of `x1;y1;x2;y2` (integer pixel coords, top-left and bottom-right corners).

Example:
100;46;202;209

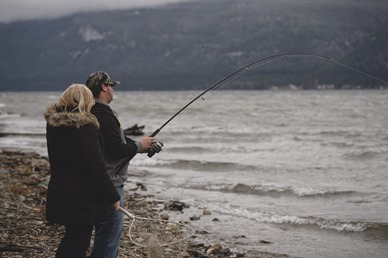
90;185;124;258
56;224;93;258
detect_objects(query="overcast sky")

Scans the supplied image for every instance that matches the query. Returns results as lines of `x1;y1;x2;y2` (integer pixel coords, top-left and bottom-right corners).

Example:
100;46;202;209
0;0;196;23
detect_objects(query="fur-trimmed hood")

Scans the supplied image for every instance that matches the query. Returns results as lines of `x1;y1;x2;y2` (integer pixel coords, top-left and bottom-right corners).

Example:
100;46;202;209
44;103;99;128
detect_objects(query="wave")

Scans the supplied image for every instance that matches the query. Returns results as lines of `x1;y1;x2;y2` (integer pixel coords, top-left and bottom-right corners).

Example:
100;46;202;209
301;130;361;138
342;149;386;160
190;183;356;198
0;112;21;119
262;214;388;233
213;204;388;233
320;131;362;138
328;141;355;148
168;146;208;153
167;144;259;154
131;158;175;167
132;158;256;172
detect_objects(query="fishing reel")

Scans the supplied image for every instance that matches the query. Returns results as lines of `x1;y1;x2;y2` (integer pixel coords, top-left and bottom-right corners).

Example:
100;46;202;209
147;141;164;158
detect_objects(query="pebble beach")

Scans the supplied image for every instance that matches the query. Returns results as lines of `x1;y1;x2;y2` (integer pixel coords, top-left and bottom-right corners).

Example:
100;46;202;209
0;148;289;258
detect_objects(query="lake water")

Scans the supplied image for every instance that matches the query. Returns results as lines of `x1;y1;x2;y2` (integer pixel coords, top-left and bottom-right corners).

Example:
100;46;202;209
1;90;387;257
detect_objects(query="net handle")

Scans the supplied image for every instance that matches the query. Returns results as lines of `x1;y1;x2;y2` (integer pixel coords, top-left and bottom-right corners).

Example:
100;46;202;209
119;206;135;219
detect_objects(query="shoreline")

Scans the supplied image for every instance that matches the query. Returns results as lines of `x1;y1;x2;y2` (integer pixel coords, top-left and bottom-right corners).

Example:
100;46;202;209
0;148;287;258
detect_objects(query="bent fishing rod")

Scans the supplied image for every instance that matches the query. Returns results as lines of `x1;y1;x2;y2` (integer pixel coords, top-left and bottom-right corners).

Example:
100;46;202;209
150;52;388;137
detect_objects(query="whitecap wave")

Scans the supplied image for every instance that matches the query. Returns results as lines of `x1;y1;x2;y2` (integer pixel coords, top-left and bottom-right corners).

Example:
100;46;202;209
192;183;356;197
211;204;386;232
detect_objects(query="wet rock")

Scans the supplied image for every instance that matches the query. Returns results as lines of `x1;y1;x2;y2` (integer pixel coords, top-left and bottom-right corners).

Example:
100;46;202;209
166;200;190;211
190;215;201;221
136;182;147;190
206;243;222;255
203;209;212;215
233;235;247;239
220;247;231;254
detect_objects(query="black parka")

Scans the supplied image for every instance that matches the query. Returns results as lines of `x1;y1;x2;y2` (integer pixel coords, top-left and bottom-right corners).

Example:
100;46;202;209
44;104;120;225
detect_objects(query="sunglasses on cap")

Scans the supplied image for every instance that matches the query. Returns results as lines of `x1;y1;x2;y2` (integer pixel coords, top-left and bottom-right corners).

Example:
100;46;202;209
104;83;116;89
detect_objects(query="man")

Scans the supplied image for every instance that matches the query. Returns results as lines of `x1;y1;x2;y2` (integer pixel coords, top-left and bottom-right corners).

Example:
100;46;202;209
85;71;162;258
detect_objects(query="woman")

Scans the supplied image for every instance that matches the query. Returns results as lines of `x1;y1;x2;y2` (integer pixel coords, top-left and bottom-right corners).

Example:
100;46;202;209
44;84;120;258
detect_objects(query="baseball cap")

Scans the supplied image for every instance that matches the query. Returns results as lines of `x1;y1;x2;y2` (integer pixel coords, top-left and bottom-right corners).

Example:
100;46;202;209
86;71;120;92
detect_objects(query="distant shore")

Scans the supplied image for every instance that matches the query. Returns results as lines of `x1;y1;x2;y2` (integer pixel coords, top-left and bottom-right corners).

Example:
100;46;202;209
0;148;288;258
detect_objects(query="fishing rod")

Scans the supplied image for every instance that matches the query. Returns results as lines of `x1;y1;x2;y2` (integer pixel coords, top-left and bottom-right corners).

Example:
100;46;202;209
150;52;388;138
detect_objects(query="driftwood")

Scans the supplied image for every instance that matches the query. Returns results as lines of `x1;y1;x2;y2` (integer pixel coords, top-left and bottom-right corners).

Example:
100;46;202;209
123;124;145;136
0;133;45;137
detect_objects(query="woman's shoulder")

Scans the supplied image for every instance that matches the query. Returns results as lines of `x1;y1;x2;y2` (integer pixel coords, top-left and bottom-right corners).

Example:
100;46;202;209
76;123;103;145
79;122;100;133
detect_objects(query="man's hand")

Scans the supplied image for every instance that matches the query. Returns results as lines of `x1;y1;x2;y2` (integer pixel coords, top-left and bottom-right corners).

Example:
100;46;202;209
139;136;154;152
112;201;120;212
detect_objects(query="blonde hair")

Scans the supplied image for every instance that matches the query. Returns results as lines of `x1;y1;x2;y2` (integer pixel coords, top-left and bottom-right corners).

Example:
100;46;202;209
58;84;95;115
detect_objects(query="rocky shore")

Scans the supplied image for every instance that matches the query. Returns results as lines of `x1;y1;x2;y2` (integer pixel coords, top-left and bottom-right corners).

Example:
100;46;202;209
0;149;287;258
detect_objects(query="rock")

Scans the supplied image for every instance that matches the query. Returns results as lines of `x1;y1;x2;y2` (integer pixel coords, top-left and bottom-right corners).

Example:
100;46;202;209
190;215;201;221
233;235;247;239
220;247;231;254
159;212;170;221
203;209;212;215
136;182;147;190
188;249;207;257
166;200;189;211
152;203;165;212
206;243;223;255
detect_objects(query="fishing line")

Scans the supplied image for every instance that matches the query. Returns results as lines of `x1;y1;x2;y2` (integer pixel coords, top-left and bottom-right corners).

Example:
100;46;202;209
210;55;285;93
150;52;388;137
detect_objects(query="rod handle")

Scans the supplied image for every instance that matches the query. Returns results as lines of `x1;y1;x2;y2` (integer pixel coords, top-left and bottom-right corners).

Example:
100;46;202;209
150;129;160;137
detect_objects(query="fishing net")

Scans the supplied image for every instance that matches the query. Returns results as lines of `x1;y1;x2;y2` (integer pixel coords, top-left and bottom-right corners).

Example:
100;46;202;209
120;207;194;258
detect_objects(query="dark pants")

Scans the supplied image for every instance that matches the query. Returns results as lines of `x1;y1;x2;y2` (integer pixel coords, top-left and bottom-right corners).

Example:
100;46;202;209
55;224;93;258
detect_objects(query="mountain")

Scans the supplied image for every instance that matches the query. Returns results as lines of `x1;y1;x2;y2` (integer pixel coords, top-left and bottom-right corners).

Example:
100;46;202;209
1;0;388;91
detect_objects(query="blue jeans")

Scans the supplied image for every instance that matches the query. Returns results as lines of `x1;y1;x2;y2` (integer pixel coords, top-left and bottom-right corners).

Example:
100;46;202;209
90;185;124;258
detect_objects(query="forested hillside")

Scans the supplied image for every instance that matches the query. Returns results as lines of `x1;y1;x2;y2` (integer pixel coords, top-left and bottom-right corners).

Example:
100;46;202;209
1;0;387;91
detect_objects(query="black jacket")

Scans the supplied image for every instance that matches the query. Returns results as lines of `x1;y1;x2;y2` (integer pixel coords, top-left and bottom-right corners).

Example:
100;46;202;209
44;104;120;225
91;101;139;186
